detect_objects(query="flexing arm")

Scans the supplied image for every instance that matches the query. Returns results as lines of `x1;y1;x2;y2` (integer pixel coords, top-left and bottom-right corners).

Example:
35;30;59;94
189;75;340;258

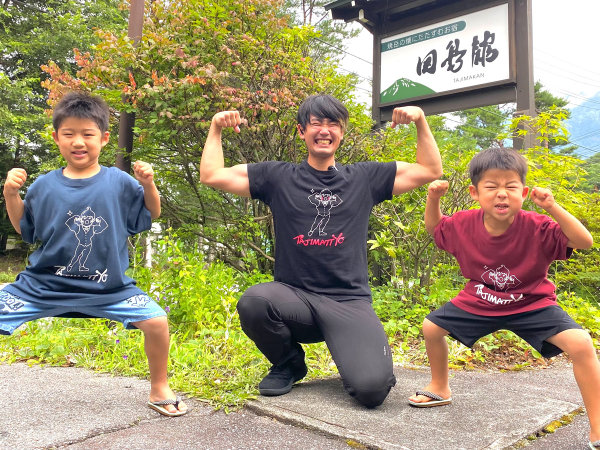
133;160;161;219
199;111;251;197
424;180;449;236
390;106;443;195
3;168;27;234
530;187;593;249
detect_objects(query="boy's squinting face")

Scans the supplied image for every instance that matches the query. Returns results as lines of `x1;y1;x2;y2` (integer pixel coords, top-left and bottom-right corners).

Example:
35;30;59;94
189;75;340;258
52;117;109;178
469;168;529;231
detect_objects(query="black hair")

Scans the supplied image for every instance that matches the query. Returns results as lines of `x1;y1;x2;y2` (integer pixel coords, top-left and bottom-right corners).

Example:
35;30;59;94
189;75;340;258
469;147;528;186
52;91;110;133
296;94;349;131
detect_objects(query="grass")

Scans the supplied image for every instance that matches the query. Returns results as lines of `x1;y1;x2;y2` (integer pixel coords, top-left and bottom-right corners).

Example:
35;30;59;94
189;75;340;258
0;249;27;283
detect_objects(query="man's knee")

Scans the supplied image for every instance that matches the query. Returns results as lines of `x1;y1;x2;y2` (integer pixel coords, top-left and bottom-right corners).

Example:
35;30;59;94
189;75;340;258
236;288;274;326
344;371;396;408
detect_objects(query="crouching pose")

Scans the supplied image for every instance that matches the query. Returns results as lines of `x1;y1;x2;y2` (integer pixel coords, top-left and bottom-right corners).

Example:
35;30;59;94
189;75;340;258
410;147;599;449
1;91;187;417
200;94;442;407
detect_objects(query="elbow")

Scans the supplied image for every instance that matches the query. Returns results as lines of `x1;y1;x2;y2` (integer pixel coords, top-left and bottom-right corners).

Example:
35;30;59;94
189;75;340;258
199;170;213;187
582;234;594;250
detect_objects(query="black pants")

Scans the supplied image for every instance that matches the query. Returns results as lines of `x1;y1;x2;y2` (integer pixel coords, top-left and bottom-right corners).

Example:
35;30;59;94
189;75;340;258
236;281;396;408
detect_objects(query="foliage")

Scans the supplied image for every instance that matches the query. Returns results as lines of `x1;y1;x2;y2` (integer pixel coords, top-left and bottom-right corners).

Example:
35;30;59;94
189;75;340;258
367;116;476;291
42;0;374;275
581;152;600;193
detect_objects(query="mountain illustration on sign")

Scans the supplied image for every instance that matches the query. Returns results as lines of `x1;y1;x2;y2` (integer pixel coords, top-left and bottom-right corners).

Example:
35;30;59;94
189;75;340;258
380;78;435;103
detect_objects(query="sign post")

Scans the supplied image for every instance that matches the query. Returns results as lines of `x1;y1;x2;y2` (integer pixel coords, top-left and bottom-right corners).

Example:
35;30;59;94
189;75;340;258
326;0;535;149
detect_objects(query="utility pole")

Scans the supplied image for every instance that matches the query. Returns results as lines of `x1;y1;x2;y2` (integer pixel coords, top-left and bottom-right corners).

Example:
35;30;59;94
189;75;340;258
116;0;145;173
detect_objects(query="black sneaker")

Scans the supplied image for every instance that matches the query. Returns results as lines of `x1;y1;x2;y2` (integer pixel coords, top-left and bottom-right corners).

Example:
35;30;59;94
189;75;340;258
258;359;308;396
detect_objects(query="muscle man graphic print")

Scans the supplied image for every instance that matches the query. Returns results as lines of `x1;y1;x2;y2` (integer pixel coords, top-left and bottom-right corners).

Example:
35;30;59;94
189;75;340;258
65;206;108;272
481;264;522;291
307;188;343;237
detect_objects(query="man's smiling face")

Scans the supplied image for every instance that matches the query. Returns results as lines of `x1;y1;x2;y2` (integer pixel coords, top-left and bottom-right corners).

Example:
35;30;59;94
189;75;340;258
298;115;344;164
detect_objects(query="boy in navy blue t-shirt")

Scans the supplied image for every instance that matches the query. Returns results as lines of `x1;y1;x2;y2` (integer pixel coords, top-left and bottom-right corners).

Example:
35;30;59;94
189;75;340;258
2;91;187;417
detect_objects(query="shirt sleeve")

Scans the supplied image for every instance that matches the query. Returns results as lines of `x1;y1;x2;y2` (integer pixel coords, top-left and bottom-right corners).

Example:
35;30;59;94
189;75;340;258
433;214;456;255
367;161;397;204
537;214;571;261
248;161;284;204
19;199;36;244
122;173;152;235
19;178;42;244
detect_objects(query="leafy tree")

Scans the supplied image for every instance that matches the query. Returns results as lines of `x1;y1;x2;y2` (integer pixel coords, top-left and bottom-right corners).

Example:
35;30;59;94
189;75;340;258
282;0;361;61
453;82;571;152
42;0;375;273
581;152;600;193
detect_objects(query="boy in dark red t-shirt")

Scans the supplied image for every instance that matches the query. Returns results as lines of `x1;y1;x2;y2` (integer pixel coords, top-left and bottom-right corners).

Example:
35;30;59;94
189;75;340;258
408;147;599;449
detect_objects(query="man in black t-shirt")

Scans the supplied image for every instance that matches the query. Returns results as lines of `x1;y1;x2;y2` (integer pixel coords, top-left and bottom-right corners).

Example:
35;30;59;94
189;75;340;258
200;95;442;407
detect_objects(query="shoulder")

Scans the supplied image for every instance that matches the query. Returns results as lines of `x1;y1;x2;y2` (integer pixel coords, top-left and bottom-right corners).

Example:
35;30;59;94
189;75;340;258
444;208;479;223
248;161;297;179
518;209;559;233
518;209;553;226
27;170;59;194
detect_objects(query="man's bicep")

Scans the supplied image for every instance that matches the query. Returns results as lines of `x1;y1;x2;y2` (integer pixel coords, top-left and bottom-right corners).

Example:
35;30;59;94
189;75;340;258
208;164;251;197
392;161;435;195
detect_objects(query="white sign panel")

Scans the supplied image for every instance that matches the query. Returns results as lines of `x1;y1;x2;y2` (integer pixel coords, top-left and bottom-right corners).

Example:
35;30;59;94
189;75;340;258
380;3;510;104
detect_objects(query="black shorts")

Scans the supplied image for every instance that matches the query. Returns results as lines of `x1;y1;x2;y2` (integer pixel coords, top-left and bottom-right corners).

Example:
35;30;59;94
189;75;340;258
426;303;582;358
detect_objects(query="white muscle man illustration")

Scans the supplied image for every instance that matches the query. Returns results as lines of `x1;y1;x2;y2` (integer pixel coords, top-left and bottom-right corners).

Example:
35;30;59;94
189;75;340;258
65;206;108;272
307;189;342;236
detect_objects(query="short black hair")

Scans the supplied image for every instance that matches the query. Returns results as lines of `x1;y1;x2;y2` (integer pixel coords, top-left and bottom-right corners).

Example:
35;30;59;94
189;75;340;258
296;94;349;131
469;147;528;186
52;91;110;133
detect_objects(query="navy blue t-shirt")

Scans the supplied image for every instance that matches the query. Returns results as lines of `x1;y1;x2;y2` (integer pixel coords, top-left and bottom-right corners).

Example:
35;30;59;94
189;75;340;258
3;166;151;306
248;160;396;300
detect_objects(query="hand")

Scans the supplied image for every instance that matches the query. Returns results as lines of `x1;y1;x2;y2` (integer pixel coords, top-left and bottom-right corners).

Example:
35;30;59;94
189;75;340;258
212;111;246;133
133;160;155;185
391;106;424;128
427;180;449;199
530;187;555;211
3;168;27;196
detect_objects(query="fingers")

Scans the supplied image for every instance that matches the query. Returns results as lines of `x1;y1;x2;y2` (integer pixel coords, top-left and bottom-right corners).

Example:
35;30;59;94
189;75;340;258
133;161;154;181
390;106;423;128
4;168;27;193
214;111;247;133
530;187;554;208
530;187;550;201
428;179;449;197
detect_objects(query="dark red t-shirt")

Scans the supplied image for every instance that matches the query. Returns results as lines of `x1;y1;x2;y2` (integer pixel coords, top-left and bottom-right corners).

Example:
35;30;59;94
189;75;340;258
434;208;571;316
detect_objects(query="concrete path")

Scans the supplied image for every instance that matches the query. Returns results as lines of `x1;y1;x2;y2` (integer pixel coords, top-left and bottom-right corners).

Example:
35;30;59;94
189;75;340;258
0;362;590;449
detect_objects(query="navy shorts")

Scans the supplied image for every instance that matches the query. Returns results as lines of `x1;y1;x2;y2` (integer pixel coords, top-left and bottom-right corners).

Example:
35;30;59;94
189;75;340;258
0;289;166;335
426;302;582;358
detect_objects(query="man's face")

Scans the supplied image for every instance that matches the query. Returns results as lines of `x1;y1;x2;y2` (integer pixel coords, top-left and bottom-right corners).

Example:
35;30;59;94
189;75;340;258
298;115;344;162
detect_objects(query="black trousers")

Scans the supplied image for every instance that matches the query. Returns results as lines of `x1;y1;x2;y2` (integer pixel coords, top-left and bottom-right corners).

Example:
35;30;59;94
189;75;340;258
236;281;396;408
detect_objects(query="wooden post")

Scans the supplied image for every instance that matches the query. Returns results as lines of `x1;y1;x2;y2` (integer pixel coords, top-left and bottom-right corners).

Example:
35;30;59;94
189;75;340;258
513;0;536;151
116;0;145;173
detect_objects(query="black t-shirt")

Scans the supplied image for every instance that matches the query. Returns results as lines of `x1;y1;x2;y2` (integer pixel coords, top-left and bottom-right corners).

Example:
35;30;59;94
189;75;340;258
248;160;396;301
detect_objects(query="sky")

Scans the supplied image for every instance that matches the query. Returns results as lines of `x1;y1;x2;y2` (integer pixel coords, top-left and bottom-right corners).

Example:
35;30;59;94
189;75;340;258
338;0;600;109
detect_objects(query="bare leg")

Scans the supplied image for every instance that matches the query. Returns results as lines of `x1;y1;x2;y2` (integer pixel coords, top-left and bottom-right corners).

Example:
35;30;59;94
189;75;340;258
132;316;187;415
547;329;600;442
409;318;452;404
